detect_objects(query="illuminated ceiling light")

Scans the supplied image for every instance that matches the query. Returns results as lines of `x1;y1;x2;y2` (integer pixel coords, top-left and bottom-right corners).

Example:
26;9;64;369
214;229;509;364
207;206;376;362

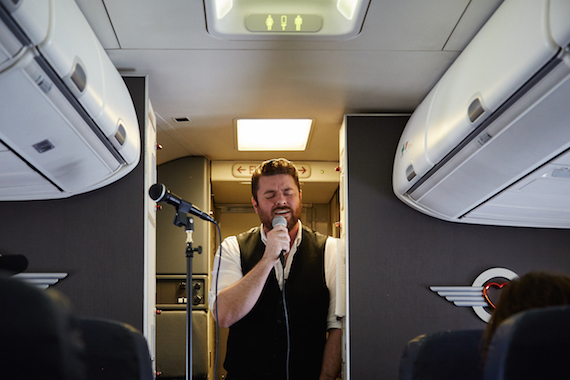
236;119;313;151
337;0;360;20
215;0;233;19
204;0;370;41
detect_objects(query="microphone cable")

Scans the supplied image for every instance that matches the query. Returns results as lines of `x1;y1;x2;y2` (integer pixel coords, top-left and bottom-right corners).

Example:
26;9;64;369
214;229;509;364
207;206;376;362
281;258;291;380
213;221;222;380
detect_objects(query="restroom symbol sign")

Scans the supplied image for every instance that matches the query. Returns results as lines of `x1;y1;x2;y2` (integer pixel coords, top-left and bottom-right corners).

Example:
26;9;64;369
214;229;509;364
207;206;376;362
245;14;322;33
265;15;274;31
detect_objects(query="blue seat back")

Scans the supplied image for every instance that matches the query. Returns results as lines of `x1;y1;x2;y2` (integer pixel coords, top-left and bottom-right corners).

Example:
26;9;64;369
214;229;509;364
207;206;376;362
0;275;85;380
484;305;570;380
400;329;485;380
77;317;154;380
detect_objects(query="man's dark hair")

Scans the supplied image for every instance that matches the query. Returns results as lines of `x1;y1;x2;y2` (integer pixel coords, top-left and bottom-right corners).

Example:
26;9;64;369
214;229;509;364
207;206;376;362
251;158;300;202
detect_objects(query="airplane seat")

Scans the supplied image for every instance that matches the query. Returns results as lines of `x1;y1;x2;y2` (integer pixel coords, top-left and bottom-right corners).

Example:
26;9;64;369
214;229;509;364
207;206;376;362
77;317;154;380
0;274;86;380
484;305;570;380
399;329;485;380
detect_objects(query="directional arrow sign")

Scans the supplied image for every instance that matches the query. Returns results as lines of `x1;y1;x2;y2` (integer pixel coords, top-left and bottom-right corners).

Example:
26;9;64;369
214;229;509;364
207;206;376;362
231;162;311;179
296;165;310;177
232;163;259;178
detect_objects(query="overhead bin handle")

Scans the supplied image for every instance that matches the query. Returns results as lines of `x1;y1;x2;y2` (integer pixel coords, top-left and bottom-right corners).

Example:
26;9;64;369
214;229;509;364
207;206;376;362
468;97;485;123
406;164;416;182
69;61;86;93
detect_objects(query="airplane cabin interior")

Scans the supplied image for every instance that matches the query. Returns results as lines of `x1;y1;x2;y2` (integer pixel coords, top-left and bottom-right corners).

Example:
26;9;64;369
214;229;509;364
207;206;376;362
1;0;570;379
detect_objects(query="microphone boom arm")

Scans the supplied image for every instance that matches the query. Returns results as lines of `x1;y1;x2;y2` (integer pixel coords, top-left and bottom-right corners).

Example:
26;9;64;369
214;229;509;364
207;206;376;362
149;183;215;224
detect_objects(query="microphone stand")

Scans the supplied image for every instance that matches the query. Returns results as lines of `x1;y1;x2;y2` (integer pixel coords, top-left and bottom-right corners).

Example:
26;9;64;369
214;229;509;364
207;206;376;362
172;208;202;380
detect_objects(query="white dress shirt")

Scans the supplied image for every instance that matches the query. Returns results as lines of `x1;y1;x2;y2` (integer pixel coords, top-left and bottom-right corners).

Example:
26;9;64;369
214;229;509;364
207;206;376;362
209;221;342;330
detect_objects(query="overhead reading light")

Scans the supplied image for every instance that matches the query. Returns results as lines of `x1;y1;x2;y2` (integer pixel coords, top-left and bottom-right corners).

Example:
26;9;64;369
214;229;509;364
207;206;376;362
236;119;313;151
204;0;370;41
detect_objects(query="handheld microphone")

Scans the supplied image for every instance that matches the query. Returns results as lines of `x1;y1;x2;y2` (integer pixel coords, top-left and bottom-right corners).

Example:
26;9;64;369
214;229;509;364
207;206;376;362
272;216;288;267
149;183;215;223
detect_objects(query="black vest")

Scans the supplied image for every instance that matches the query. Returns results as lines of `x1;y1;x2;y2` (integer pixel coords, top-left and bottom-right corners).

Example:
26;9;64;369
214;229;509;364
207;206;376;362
224;225;330;380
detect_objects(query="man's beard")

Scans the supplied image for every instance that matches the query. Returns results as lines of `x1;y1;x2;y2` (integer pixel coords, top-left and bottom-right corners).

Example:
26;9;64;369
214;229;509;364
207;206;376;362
259;204;302;230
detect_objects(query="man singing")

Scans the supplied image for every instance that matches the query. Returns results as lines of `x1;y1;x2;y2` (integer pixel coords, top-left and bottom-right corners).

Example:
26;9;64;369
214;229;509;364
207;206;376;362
209;158;342;380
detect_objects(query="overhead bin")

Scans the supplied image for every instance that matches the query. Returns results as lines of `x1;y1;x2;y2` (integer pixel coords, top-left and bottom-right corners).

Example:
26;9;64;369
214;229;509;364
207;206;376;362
0;0;140;200
393;0;570;228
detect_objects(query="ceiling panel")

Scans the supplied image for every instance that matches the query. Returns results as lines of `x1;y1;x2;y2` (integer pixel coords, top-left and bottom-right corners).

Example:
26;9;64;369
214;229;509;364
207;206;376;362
75;0;120;48
100;0;473;51
106;48;458;163
444;0;503;51
75;0;504;203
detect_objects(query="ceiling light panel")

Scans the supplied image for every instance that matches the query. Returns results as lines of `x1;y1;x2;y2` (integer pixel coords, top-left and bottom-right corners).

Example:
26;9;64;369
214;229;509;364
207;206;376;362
204;0;370;41
236;119;313;151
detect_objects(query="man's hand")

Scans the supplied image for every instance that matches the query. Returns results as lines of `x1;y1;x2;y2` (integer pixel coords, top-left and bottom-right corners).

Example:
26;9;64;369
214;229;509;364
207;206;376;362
265;224;290;263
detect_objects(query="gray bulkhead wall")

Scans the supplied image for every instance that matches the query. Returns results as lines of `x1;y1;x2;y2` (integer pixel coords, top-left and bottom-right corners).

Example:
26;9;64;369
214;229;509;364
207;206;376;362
154;156;212;378
155;156;211;275
345;115;570;379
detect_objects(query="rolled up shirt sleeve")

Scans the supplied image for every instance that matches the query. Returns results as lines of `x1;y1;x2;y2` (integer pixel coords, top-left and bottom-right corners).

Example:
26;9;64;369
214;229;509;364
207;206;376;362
325;237;342;330
208;236;243;312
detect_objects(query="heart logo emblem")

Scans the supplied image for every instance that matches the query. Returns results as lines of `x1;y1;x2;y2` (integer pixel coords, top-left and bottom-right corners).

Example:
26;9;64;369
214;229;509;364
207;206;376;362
483;282;508;309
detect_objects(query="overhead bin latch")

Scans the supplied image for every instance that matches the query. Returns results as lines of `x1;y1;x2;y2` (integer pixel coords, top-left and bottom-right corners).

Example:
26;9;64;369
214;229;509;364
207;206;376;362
468;97;485;123
406;164;416;182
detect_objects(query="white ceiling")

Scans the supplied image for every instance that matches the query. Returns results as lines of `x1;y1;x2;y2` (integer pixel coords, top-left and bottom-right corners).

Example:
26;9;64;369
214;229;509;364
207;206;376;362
75;0;503;204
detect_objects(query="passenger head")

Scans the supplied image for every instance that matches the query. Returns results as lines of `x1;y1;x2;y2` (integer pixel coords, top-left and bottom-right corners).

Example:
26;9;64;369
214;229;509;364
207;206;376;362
251;158;301;203
483;271;570;355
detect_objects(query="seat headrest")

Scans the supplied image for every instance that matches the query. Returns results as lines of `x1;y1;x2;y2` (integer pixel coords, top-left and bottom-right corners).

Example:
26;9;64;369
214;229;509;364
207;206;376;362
400;329;485;380
0;275;85;380
77;317;154;380
0;253;28;274
484;305;570;380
